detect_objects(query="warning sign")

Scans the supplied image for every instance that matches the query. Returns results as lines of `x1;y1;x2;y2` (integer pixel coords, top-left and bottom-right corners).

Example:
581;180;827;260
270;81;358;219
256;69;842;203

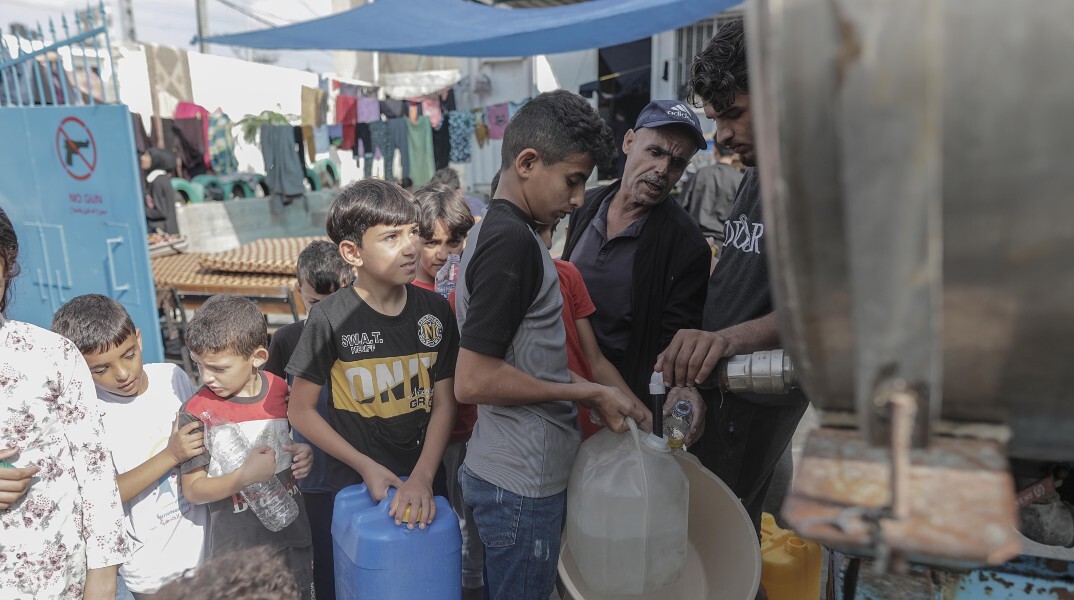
55;116;97;181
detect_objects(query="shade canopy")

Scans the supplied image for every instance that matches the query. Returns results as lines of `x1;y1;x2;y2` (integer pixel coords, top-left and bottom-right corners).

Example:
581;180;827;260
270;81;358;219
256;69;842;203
198;0;737;57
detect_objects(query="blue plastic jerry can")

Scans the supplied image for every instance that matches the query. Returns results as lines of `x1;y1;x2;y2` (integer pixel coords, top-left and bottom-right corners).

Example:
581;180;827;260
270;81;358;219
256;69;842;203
332;482;462;600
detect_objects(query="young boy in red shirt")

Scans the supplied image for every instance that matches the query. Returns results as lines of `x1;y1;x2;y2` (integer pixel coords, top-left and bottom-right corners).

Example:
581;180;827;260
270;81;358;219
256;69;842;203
178;295;315;598
537;221;643;439
412;184;482;597
412;184;476;293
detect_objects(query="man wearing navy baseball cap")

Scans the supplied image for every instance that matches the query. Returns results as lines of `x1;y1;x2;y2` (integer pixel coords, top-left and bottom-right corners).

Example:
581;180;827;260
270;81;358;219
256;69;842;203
562;100;711;416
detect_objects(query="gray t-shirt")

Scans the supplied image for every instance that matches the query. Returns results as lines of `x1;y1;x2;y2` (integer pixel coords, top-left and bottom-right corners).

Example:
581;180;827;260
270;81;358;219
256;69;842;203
455;200;581;498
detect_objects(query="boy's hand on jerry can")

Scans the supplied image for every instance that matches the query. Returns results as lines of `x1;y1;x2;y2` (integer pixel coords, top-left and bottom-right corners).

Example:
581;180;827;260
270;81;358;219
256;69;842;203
360;462;404;503
283;443;312;480
239;446;278;486
167;415;205;465
391;476;436;530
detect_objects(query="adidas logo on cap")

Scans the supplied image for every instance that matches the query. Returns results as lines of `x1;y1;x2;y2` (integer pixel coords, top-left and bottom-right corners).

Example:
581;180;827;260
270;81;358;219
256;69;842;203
666;103;694;121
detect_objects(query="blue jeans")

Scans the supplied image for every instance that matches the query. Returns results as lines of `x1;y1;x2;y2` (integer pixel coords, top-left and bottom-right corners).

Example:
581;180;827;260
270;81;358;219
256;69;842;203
460;466;566;600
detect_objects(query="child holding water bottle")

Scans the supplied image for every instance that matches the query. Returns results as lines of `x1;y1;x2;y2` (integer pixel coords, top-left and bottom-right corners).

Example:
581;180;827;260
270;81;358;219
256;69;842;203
177;295;315;599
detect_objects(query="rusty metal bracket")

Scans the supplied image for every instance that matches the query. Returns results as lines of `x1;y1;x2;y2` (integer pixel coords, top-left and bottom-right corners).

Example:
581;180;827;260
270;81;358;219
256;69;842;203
784;426;1021;571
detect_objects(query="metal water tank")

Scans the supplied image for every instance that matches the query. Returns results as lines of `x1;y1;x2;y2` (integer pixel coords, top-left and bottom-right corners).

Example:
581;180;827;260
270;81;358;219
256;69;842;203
749;0;1074;461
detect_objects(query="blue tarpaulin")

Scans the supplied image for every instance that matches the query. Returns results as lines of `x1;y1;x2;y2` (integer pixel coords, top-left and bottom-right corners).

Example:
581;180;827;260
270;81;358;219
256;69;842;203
198;0;737;57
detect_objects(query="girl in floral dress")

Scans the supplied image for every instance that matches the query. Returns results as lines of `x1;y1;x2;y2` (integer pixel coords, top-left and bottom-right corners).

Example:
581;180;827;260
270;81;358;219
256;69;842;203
0;206;130;598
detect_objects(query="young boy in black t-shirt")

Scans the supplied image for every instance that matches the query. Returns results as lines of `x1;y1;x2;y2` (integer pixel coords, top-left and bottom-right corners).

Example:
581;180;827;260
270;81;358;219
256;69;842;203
287;179;458;531
264;240;354;600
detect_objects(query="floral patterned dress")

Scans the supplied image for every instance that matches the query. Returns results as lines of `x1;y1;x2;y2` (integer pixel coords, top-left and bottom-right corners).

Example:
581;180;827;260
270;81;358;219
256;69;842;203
0;317;130;598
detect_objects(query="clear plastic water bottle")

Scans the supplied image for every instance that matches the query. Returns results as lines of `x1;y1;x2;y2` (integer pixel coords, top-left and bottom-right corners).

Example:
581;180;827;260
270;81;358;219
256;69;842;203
663;400;693;450
200;410;299;532
434;254;462;298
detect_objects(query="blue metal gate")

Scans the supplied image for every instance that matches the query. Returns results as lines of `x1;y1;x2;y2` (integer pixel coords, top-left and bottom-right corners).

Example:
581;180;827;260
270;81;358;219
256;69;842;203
0;3;163;362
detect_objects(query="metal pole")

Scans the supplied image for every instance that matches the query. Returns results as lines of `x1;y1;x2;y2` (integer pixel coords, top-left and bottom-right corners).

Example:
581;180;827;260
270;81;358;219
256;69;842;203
0;37;18;107
76;13;94;105
90;6;106;103
29;36;47;105
51;18;72;105
35;22;56;105
116;0;137;42
195;0;209;54
99;0;119;102
62;15;80;105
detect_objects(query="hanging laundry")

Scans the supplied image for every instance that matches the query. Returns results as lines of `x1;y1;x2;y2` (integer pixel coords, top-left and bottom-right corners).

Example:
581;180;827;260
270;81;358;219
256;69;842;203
472;108;489;149
509;98;530;120
357;96;380;123
150;117;179;154
432;121;451;170
447;111;474;163
175;101;211;168
369;121;397;181
293;126;308;168
302;86;326;126
472;72;493;96
131;113;150;155
336;95;358;126
173;118;208;177
328;124;344;147
407;115;436;186
439;88;457;113
261;124;306;213
486;103;510;140
408;101;423;123
422;96;443;129
380;99;405;119
209;110;239;175
451;78;473;111
338;95;358;151
145;44;193;119
355;123;375;178
339;82;378;98
302;125;317;164
313;126;330;155
387;118;411;179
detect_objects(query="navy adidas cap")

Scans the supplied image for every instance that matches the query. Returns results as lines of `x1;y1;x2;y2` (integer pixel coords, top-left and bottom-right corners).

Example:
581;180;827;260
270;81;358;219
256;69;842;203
634;100;708;150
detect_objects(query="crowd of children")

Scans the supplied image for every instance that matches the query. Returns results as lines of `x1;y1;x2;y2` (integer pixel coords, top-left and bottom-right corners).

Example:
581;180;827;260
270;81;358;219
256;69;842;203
0;89;658;600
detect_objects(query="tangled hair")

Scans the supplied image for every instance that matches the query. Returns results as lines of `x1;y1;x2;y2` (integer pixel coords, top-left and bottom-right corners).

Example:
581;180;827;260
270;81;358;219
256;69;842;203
501;89;616;174
326;179;416;247
52;295;137;355
186;295;267;358
429;167;461;190
688;18;749;113
413;185;475;242
0;207;18;315
297;240;353;295
154;546;301;600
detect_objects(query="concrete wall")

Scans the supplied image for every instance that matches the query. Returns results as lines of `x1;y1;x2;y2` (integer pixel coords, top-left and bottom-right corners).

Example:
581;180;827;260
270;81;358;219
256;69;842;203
176;191;335;253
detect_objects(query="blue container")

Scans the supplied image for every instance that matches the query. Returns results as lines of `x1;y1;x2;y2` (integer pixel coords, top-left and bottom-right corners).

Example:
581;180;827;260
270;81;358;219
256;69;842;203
332;483;462;600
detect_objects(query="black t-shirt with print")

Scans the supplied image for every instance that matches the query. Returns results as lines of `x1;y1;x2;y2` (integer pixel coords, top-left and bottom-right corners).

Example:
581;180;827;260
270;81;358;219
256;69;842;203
701;166;806;409
286;285;459;492
703;167;772;332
